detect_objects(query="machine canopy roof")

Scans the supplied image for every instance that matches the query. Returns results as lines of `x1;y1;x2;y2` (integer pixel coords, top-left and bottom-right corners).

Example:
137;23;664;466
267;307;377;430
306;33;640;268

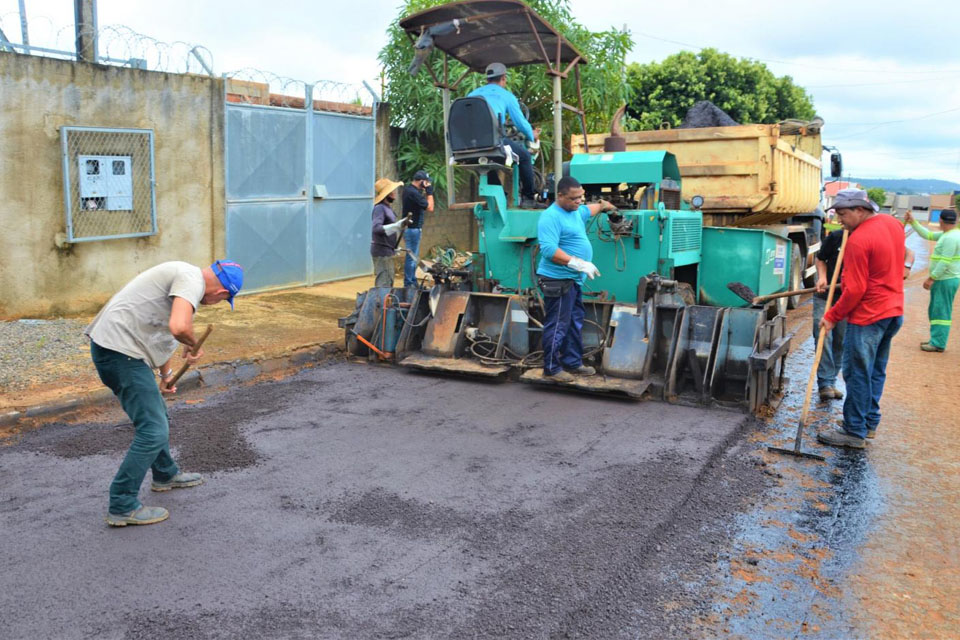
399;0;587;72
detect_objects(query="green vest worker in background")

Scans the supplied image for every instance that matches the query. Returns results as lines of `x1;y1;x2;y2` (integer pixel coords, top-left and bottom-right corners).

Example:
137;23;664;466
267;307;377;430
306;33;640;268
906;208;960;352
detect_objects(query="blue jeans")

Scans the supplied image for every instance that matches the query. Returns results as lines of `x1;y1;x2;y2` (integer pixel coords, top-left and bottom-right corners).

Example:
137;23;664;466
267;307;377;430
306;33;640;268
841;316;903;438
812;296;847;390
540;279;584;375
403;228;422;288
91;342;179;514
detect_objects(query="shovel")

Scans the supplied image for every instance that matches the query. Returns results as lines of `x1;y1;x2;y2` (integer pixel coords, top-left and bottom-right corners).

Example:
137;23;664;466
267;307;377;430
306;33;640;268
727;282;818;306
768;229;849;461
165;325;213;389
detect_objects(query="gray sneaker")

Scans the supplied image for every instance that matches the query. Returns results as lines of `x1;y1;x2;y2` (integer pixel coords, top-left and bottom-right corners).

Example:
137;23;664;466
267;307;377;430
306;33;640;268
837;420;876;439
819;387;843;400
565;365;596;376
817;427;866;449
545;370;576;383
151;472;204;492
106;505;169;527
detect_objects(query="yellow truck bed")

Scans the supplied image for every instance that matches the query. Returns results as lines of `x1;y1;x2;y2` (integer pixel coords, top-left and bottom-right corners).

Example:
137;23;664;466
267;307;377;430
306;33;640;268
571;124;822;226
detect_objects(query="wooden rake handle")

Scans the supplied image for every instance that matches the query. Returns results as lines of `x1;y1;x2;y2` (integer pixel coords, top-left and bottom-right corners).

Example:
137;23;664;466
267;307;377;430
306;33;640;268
799;230;848;431
167;325;213;388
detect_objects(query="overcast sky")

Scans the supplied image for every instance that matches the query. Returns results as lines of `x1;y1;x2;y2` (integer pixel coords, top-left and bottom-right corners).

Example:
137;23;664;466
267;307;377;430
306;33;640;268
4;0;959;185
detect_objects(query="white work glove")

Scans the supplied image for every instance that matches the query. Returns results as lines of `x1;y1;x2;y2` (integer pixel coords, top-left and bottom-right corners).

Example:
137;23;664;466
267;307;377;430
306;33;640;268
382;215;410;238
567;256;601;280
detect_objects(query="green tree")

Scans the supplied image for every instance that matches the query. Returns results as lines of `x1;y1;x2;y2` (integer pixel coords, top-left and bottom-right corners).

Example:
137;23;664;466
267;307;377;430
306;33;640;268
954;193;960;210
626;49;815;130
378;0;634;201
867;187;887;209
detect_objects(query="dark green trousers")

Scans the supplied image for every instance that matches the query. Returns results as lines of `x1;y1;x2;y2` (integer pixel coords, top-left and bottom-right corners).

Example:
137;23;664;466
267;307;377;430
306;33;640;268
929;278;960;349
91;342;179;514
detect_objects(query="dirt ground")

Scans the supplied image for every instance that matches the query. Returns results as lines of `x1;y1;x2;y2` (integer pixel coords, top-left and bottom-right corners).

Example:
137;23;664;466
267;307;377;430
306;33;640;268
0;275;373;412
846;234;960;637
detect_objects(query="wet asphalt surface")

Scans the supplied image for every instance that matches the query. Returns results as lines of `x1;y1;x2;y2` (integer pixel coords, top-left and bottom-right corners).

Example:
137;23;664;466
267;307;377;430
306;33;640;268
0;360;775;639
708;304;884;639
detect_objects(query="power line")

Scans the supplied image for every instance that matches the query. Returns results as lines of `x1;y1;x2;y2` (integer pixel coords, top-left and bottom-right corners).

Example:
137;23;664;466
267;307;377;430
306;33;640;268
827;105;960;140
632;30;960;76
806;76;959;88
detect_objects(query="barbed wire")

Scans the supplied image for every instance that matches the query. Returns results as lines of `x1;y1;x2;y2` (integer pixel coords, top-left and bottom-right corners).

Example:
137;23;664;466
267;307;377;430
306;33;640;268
0;14;215;74
0;15;376;111
98;25;215;76
223;68;375;111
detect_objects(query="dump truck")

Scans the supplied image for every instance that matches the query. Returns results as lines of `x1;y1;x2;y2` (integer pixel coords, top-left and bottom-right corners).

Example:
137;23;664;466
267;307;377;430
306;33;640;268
572;117;838;310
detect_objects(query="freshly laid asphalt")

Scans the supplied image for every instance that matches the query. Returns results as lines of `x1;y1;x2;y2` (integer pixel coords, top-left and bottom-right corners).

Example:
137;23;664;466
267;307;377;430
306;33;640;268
0;361;764;639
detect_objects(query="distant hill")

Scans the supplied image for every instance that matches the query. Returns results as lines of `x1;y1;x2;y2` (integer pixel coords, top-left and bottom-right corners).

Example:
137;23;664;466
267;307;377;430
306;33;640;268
848;178;960;194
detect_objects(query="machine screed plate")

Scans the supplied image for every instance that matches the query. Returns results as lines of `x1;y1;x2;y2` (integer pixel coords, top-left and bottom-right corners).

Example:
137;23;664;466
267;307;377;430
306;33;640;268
519;370;650;399
400;354;510;377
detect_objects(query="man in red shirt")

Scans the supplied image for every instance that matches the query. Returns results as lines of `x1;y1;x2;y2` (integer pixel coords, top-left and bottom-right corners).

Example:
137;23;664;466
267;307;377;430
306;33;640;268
817;189;905;449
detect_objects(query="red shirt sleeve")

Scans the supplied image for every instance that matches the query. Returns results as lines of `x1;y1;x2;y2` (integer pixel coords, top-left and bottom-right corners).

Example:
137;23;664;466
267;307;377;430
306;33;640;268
824;237;867;324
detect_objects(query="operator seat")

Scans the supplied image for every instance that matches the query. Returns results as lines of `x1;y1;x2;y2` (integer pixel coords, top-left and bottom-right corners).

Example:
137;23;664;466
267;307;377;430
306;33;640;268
447;97;513;167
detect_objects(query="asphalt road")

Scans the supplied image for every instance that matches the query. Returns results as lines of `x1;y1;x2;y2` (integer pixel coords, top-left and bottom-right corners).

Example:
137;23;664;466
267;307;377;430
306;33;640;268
0;362;766;639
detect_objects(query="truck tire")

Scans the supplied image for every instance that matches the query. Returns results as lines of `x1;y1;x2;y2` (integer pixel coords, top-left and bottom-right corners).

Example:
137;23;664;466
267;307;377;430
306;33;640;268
786;245;803;309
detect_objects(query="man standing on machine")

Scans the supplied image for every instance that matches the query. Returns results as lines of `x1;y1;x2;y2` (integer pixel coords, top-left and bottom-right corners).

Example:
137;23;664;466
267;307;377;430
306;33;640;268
536;176;616;383
468;62;542;209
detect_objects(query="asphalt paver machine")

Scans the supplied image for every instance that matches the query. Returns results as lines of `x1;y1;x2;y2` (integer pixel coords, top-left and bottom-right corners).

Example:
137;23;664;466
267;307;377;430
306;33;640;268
341;0;794;413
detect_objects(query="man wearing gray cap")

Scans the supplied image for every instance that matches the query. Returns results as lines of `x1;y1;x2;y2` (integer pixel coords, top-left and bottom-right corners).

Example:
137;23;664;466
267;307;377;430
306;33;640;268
905;208;960;351
817;188;904;449
468;62;542;209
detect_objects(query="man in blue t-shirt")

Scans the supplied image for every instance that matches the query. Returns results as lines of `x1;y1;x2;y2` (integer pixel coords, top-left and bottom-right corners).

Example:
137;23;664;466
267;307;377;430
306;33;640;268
536;176;615;382
468;62;541;209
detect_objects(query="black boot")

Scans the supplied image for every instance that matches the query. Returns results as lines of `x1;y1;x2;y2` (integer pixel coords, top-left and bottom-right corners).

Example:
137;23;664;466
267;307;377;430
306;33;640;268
520;196;546;209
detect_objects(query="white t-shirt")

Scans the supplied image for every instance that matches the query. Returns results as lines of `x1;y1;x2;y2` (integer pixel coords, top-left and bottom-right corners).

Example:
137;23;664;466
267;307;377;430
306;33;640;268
85;262;205;368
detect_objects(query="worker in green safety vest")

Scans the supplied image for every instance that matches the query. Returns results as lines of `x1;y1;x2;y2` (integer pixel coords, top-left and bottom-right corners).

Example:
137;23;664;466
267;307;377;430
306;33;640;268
905;208;960;352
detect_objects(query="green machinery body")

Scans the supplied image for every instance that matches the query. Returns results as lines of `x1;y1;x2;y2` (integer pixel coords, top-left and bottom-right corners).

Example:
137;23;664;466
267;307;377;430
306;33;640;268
343;150;795;413
472;151;791;306
341;1;797;413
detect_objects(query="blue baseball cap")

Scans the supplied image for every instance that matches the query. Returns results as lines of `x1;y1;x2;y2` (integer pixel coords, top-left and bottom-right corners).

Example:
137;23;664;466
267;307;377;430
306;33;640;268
211;260;244;309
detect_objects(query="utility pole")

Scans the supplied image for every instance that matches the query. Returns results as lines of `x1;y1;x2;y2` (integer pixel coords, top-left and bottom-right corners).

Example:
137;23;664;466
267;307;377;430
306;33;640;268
74;0;98;63
18;0;29;47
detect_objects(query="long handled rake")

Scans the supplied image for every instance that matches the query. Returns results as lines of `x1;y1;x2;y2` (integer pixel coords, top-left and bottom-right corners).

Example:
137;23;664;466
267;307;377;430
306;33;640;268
768;229;849;461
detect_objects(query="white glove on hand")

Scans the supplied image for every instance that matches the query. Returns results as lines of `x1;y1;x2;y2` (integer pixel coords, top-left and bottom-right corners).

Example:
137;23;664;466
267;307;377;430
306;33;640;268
383;219;405;237
567;256;601;280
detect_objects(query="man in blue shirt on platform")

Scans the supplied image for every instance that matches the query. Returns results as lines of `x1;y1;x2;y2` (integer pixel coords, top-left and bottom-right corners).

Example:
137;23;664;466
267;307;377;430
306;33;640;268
468;62;542;209
537;176;615;382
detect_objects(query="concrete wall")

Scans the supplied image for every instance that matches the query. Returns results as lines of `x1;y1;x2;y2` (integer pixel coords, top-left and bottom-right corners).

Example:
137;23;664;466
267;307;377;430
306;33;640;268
0;53;224;318
374;102;475;260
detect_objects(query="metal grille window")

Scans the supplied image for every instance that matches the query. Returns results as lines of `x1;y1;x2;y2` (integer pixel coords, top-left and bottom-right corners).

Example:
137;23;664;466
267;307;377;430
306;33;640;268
60;126;157;242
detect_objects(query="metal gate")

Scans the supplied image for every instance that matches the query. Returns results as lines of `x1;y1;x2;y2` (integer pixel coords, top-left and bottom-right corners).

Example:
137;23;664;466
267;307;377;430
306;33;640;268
225;84;376;292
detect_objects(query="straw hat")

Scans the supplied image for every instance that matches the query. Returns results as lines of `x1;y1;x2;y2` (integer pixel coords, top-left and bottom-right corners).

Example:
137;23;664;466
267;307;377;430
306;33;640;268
374;177;403;204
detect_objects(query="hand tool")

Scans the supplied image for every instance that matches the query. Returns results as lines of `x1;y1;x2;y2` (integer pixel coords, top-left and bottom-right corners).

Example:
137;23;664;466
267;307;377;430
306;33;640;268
166;324;213;388
727;282;818;306
768;229;849;461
